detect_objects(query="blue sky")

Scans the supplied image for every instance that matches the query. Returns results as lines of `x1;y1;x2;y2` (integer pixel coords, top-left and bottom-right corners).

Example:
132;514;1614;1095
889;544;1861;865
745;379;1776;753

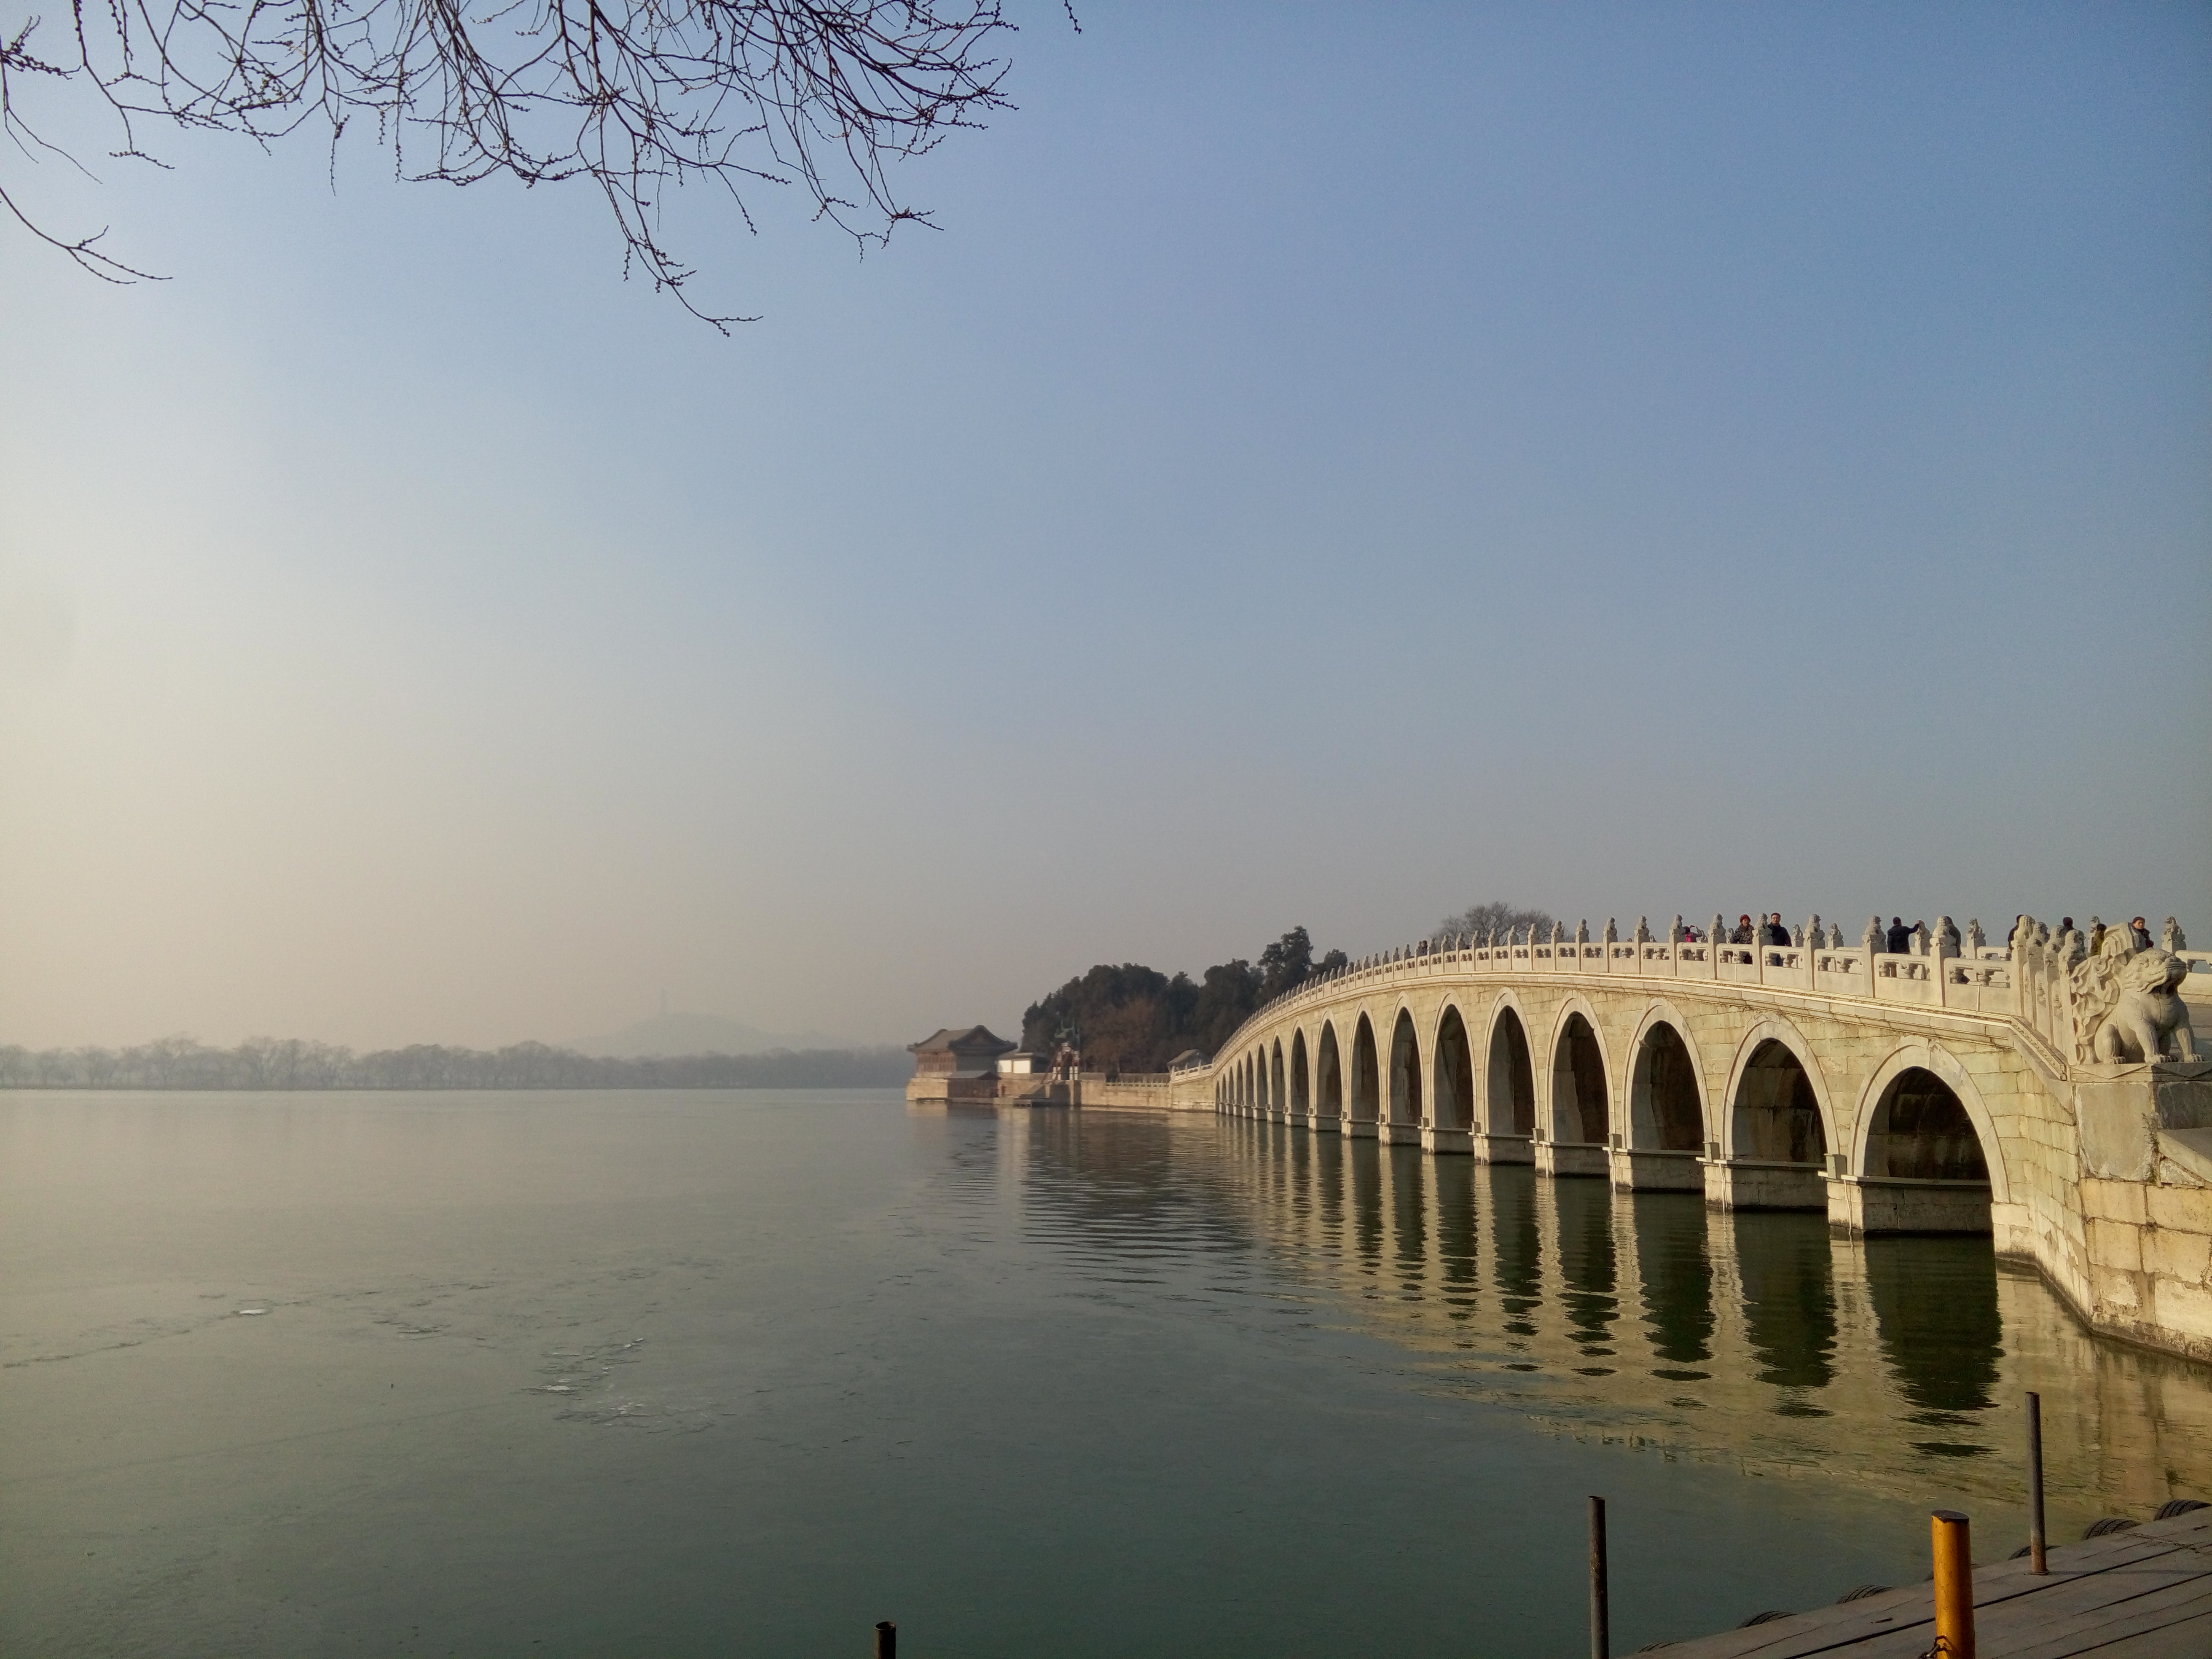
2;2;2207;1048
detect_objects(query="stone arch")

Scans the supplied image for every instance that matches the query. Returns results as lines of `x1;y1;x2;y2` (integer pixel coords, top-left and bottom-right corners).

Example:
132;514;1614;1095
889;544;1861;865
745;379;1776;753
1350;1014;1380;1123
1317;1022;1343;1117
1626;1001;1710;1154
1388;1006;1424;1125
1270;1040;1286;1114
1723;1019;1834;1165
1246;1052;1259;1109
1290;1028;1310;1114
1852;1044;2008;1203
1547;999;1613;1146
1431;1003;1474;1131
1485;996;1536;1136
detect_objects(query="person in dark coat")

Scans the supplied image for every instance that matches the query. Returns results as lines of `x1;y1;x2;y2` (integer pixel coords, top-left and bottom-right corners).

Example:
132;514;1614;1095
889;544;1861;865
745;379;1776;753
1732;915;1756;945
1885;917;1911;953
1762;913;1791;946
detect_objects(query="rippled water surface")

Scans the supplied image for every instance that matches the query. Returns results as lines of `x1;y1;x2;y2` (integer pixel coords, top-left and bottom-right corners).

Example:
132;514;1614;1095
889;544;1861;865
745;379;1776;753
3;1092;2207;1657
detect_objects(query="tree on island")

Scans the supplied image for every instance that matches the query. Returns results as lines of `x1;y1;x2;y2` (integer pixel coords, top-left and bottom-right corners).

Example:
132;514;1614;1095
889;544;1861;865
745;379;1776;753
3;0;1026;325
1020;926;1348;1075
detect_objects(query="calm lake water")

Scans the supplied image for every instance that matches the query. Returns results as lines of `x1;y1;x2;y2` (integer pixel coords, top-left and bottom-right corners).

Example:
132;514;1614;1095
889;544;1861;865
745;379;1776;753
3;1090;2207;1657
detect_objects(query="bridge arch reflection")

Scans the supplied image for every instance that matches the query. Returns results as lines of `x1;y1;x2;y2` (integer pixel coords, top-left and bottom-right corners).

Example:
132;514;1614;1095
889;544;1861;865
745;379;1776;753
1160;1113;2209;1529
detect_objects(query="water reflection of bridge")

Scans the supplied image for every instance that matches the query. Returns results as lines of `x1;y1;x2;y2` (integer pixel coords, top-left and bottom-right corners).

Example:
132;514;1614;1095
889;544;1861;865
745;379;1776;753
1131;1112;2212;1532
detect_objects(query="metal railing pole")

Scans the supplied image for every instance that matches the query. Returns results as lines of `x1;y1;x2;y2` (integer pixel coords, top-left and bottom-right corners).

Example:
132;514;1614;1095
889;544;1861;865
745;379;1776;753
2027;1393;2047;1574
1589;1495;1610;1659
873;1619;896;1659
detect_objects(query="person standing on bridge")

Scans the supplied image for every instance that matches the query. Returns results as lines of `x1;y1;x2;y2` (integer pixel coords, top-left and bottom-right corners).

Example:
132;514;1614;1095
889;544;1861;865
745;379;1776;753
1733;915;1756;945
1886;917;1912;954
1761;913;1791;946
2131;917;2154;951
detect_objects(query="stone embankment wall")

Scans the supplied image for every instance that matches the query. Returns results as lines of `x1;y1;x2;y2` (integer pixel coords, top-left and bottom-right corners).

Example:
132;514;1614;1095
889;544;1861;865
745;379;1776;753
905;1071;1174;1111
1180;914;2212;1362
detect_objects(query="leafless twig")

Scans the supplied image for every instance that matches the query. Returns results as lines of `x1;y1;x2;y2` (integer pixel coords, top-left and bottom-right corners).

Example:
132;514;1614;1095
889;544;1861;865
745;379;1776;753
3;0;1020;322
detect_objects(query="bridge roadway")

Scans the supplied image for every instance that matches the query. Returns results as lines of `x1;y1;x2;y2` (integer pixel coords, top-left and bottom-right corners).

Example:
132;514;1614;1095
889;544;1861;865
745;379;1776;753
1170;917;2212;1362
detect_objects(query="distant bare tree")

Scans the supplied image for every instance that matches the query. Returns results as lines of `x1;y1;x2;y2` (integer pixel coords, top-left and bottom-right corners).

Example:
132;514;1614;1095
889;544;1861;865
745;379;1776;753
2;0;1027;324
1433;899;1557;946
0;1033;910;1088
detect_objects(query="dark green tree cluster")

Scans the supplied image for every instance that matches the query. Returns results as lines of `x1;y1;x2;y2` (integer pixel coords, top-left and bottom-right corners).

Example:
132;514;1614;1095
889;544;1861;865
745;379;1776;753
1020;927;1349;1075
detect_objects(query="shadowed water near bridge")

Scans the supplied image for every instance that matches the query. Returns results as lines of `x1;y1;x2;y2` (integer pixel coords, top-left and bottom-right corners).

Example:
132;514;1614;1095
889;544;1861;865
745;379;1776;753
1012;1109;2212;1535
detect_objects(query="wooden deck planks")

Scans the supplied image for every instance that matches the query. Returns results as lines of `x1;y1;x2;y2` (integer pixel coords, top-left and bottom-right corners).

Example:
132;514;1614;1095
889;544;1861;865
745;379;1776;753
1652;1510;2212;1659
2067;1613;2212;1659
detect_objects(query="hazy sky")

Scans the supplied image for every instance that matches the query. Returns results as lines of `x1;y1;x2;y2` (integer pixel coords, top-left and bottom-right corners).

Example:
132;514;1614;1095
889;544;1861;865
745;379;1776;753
2;3;2207;1051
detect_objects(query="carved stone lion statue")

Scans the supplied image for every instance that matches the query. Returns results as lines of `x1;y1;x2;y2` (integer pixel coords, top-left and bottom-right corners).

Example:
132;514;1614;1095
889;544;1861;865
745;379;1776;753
2072;944;2200;1063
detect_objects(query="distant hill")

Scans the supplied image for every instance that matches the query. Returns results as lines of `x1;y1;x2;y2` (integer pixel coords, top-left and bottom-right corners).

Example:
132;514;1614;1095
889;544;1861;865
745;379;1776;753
574;1011;859;1059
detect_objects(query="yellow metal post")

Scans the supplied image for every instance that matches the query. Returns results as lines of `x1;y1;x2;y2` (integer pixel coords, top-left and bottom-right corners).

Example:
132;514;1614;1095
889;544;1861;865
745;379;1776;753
1931;1509;1974;1659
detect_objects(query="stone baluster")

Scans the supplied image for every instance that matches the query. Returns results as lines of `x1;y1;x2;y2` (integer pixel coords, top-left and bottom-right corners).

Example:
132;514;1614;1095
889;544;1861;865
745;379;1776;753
2164;917;2188;954
1966;918;1986;953
1863;917;1884;995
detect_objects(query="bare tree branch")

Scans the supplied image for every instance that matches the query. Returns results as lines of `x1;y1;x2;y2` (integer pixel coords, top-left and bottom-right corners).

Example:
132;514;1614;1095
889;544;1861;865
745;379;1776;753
3;0;1020;321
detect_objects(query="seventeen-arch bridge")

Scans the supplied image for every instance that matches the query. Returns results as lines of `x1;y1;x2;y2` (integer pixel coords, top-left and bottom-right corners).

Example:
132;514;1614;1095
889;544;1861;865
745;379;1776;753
1170;914;2211;1361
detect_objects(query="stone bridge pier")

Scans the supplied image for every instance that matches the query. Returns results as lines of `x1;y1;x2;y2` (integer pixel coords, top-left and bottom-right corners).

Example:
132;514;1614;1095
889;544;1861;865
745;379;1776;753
1175;914;2212;1362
